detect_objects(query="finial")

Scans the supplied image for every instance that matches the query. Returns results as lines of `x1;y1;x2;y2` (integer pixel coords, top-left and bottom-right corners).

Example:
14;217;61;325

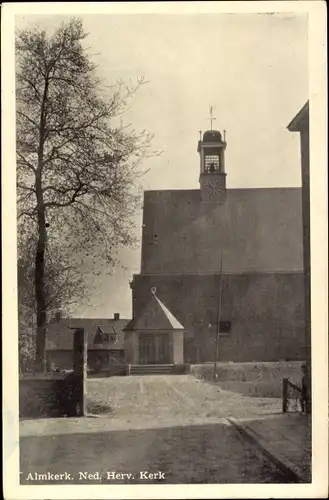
199;130;202;141
223;129;226;142
208;105;216;131
151;286;157;295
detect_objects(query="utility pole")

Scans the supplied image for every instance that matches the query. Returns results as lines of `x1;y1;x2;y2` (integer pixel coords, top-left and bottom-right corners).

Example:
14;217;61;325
213;253;223;381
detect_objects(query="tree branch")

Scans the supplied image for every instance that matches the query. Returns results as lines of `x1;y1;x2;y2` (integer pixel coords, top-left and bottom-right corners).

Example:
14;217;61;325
17;110;40;129
16;151;37;173
17;209;36;220
45;180;85;208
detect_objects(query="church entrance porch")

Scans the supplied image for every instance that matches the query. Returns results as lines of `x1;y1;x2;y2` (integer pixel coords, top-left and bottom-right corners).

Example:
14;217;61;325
123;288;185;365
124;330;184;365
139;333;172;365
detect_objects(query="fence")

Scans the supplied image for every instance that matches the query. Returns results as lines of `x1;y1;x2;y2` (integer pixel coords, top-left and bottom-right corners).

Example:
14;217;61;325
282;377;310;414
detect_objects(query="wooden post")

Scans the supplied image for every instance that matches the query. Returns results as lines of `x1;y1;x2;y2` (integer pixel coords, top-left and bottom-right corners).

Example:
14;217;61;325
72;328;87;417
282;377;288;413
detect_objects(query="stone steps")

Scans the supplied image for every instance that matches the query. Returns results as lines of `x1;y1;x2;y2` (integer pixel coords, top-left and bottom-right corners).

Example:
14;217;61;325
88;366;126;378
128;364;176;375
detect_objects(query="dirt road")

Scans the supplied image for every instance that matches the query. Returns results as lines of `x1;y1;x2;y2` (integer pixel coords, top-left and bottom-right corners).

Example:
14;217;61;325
20;375;288;484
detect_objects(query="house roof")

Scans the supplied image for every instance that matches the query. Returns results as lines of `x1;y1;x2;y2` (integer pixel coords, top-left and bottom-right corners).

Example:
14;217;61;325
46;318;129;351
287;101;309;131
140;187;303;275
124;289;184;331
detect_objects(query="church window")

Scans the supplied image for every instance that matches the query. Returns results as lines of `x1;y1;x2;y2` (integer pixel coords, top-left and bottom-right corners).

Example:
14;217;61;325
206;320;231;334
219;321;231;334
205;154;220;173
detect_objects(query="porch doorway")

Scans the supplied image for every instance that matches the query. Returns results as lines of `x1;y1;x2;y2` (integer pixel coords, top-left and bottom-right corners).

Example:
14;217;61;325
139;333;172;364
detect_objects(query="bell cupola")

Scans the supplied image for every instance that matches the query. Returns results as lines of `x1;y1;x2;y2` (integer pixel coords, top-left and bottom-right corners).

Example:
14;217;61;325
198;109;227;203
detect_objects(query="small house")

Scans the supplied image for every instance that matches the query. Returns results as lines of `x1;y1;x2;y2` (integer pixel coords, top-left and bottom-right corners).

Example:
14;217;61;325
45;313;129;371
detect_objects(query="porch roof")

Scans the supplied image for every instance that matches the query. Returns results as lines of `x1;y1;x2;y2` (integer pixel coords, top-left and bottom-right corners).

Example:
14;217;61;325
124;289;184;331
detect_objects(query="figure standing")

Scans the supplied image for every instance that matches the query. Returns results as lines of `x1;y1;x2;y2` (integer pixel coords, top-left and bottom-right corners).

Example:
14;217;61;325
300;363;311;414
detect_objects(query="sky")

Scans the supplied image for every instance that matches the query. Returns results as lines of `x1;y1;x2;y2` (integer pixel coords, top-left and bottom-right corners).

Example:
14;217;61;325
15;12;309;319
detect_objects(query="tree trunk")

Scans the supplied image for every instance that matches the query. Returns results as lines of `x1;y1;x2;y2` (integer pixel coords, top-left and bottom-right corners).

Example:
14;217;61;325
34;199;47;370
34;79;49;371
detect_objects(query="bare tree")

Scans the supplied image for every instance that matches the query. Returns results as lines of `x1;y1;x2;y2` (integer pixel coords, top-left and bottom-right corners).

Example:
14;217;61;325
17;228;95;372
16;18;155;368
18;230;91;318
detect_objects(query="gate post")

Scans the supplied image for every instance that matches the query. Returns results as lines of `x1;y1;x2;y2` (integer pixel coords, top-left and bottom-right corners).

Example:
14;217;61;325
282;377;288;413
72;327;87;416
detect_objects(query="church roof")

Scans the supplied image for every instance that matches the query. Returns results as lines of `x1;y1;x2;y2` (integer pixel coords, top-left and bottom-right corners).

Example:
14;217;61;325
46;318;128;351
124;290;184;331
287;101;309;132
140;187;303;275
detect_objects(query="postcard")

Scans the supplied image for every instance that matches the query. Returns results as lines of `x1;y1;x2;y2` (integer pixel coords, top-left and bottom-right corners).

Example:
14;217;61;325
2;1;328;498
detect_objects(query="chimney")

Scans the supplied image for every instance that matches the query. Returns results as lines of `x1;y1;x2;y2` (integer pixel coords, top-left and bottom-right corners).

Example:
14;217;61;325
113;313;120;321
55;311;62;323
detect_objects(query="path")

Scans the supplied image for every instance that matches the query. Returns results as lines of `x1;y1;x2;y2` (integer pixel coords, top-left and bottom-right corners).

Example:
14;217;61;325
230;413;312;482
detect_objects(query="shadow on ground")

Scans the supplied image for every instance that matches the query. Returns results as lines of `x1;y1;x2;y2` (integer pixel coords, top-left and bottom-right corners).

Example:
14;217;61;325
19;402;113;420
87;402;113;415
20;421;294;484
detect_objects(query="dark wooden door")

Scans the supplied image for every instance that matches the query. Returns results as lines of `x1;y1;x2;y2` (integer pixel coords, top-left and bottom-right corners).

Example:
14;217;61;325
139;333;171;364
139;334;155;364
157;334;171;364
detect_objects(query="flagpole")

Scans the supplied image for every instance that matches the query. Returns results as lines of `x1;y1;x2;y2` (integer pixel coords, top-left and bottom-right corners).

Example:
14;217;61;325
213;252;223;381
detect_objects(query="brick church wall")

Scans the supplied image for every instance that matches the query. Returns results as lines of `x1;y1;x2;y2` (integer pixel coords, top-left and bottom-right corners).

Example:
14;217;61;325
131;272;305;363
140;188;303;276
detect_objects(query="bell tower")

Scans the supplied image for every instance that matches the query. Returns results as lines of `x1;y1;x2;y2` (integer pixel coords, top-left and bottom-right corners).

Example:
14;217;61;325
198;109;227;203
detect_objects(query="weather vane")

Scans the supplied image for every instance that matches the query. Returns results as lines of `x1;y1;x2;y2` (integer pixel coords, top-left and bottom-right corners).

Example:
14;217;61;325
208;105;216;131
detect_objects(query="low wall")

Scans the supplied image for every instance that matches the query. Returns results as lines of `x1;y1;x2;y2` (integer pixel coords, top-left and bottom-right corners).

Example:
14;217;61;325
19;374;83;418
191;361;304;398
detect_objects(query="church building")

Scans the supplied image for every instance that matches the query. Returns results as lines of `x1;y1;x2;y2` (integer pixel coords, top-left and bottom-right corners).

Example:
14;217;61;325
125;124;305;364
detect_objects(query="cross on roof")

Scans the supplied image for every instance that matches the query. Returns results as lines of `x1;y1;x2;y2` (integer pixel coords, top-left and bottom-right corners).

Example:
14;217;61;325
208;105;216;130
